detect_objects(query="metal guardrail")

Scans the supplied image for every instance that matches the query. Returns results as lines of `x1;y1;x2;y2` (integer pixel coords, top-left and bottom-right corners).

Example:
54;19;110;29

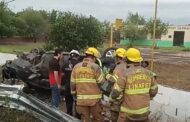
0;84;80;122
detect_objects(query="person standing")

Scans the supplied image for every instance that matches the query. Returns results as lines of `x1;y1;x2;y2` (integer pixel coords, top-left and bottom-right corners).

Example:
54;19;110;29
104;48;127;122
110;48;158;122
62;50;81;118
71;47;105;122
49;49;62;108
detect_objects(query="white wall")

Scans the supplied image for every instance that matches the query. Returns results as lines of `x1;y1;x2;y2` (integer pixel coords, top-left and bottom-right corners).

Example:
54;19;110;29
150;85;190;121
0;53;17;65
161;25;190;42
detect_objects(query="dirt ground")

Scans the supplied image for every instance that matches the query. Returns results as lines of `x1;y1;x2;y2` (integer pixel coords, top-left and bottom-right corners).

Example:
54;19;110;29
141;48;190;91
153;61;190;91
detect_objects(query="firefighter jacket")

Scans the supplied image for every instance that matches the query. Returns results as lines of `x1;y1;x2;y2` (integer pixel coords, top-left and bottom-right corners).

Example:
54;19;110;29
110;64;158;120
101;61;126;96
106;60;127;83
71;58;105;106
106;61;127;112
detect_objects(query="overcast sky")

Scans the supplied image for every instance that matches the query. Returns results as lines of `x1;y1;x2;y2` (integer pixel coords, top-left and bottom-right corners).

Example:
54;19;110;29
5;0;190;25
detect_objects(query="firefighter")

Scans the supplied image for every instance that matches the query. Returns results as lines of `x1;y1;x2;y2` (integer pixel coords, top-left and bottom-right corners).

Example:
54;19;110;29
104;48;127;122
62;50;81;117
110;48;158;122
71;47;105;122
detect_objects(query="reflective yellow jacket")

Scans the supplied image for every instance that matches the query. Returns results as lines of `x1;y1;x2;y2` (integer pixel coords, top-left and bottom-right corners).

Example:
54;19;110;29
106;61;127;112
110;64;158;120
71;58;104;106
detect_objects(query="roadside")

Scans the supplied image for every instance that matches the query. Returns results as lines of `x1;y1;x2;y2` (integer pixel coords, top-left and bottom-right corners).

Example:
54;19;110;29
0;107;41;122
156;46;190;52
0;43;45;53
154;61;190;91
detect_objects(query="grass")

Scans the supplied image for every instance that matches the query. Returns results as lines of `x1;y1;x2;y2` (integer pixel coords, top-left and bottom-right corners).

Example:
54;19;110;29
0;43;45;53
0;107;41;122
1;42;189;54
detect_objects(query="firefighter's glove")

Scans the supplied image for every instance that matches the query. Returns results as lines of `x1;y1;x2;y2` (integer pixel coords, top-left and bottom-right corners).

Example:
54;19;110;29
102;67;109;76
105;74;112;81
109;96;114;102
110;89;120;100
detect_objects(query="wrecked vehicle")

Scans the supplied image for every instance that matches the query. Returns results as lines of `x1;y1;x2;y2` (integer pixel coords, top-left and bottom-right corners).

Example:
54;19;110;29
0;84;80;122
2;48;117;93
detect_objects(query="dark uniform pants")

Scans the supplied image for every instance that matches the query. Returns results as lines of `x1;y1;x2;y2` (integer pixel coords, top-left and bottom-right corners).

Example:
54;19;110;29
65;94;73;115
76;102;103;122
65;94;81;119
117;112;149;122
111;111;119;122
110;101;120;122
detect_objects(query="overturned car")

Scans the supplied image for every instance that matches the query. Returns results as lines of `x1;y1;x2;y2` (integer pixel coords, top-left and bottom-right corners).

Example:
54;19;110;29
2;48;117;93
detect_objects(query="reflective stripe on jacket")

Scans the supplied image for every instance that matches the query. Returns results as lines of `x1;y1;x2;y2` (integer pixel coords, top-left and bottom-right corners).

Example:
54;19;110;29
106;61;126;83
107;61;127;112
71;58;104;106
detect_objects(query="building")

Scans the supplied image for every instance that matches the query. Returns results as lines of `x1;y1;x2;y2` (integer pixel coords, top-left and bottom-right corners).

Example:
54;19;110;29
120;25;190;47
161;25;190;47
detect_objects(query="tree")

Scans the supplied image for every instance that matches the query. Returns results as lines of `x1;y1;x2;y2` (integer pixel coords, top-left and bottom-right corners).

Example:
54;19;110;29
102;21;122;43
121;12;147;46
48;9;58;24
121;23;146;46
48;12;104;51
11;17;27;36
144;19;168;39
126;12;146;25
38;10;49;20
17;8;49;41
0;2;17;37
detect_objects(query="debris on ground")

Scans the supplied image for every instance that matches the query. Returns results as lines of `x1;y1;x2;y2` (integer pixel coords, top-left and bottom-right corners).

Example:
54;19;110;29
0;107;41;122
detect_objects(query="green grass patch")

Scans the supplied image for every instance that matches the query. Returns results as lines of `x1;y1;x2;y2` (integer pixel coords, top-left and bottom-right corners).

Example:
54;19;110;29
0;107;41;122
0;43;45;53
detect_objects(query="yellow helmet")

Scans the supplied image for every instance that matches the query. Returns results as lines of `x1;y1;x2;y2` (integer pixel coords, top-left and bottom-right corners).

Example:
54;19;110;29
114;48;127;58
85;47;101;58
126;48;143;62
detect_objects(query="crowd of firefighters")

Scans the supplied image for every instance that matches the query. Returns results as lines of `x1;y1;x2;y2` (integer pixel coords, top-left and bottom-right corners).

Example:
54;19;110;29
48;47;158;122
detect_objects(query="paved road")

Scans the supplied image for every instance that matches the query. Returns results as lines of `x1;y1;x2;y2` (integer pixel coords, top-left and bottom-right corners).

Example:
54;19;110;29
140;48;190;63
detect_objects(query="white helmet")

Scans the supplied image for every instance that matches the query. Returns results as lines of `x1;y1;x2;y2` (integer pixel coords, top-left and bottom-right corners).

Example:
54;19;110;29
70;50;80;56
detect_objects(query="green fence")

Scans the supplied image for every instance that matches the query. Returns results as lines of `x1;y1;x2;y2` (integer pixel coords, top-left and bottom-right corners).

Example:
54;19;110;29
184;42;190;47
120;40;190;47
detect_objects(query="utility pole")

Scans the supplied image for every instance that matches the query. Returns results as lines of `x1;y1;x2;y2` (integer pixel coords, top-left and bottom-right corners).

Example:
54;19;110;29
109;19;123;47
110;24;113;47
150;0;158;71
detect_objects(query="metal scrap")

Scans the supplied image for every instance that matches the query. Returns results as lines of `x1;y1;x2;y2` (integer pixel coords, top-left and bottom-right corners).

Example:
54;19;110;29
0;84;80;122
